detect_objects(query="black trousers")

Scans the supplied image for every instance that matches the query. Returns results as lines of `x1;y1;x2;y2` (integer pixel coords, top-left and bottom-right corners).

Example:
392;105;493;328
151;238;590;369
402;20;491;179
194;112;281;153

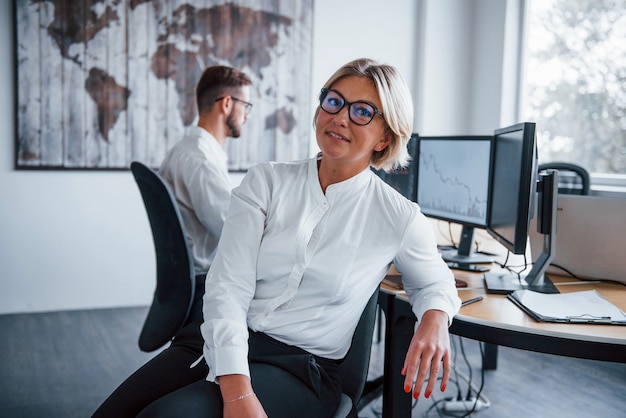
137;329;341;418
93;318;341;418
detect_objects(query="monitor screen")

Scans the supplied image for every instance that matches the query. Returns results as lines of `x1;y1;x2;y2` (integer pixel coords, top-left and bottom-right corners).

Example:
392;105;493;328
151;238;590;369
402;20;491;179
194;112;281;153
487;122;537;254
416;136;493;264
417;136;492;227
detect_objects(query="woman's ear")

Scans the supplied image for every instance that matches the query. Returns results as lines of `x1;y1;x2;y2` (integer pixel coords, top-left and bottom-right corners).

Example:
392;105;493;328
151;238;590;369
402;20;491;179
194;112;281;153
375;136;390;152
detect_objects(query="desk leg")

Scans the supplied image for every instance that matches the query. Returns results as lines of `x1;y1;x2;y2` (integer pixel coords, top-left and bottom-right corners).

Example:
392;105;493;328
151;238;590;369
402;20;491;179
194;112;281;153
381;294;415;418
483;343;498;370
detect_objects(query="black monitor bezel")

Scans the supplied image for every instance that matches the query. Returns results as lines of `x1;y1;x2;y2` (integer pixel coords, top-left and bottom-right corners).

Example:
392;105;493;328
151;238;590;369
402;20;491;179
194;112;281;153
416;135;494;229
486;122;537;254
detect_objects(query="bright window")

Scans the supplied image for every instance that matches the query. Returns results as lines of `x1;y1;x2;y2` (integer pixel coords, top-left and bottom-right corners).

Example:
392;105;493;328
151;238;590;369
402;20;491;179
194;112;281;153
522;0;626;191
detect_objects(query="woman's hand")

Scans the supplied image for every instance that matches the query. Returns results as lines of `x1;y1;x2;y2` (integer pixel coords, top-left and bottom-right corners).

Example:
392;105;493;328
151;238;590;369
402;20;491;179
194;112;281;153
219;374;268;418
401;309;451;400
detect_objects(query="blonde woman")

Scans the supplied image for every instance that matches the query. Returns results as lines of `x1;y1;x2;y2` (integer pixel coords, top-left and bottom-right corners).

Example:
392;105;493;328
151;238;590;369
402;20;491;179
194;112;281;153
136;58;460;418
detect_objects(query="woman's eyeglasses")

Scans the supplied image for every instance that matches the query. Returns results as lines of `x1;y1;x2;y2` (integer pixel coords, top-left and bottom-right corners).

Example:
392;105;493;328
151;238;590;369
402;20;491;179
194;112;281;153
215;96;253;114
319;88;383;126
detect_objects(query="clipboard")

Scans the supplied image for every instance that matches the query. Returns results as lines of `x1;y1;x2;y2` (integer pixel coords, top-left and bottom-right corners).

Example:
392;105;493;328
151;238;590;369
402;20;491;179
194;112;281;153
507;289;626;325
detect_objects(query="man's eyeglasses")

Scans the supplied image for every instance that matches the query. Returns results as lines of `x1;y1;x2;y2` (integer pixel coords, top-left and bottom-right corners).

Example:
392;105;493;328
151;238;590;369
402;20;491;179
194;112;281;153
215;96;253;114
319;88;383;126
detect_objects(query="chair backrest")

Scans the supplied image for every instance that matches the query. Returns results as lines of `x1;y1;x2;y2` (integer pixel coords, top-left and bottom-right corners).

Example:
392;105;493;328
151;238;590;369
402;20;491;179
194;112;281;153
338;288;380;411
538;162;590;195
130;161;195;352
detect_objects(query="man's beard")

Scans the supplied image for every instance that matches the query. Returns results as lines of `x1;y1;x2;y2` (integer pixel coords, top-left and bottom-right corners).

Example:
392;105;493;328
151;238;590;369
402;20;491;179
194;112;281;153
226;112;241;138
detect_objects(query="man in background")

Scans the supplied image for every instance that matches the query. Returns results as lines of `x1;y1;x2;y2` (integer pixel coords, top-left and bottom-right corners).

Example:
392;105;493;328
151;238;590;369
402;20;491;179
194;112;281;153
159;65;253;322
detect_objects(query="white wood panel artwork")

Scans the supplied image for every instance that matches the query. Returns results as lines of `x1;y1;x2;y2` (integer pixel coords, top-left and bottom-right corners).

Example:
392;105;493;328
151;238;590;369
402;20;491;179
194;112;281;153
15;0;314;170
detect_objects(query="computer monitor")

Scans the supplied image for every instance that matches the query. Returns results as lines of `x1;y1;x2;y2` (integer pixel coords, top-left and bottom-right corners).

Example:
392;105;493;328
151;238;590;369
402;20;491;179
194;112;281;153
486;122;537;254
484;170;560;294
484;122;560;294
373;133;419;201
415;135;493;264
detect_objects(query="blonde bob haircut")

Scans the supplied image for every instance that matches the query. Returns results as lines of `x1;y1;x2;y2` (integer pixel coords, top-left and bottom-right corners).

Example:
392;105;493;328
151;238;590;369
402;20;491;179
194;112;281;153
314;58;414;172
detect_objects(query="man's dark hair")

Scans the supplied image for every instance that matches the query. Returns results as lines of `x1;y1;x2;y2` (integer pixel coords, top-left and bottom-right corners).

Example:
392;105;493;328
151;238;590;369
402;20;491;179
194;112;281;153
196;66;252;114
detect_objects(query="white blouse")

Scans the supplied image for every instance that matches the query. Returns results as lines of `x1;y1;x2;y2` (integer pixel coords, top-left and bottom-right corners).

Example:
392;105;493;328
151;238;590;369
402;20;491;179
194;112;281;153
201;156;461;382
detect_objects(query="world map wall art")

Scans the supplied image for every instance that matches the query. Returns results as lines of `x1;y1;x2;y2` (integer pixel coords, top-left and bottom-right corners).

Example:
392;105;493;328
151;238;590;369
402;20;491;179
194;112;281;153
15;0;314;170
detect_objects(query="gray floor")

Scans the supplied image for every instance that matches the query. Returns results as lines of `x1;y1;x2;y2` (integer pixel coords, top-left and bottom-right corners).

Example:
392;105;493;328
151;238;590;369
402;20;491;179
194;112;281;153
0;306;624;417
0;307;158;417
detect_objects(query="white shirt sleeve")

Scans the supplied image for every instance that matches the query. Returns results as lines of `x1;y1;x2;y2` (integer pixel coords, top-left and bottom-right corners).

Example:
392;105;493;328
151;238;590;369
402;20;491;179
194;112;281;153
200;164;269;382
393;208;461;324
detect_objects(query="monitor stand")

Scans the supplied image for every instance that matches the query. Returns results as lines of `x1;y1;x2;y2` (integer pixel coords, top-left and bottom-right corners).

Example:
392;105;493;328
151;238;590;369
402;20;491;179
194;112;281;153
483;267;558;294
485;171;560;295
440;225;493;264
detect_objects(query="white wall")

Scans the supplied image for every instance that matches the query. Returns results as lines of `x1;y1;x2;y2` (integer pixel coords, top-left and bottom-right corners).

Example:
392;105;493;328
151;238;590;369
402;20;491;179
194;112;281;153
0;0;510;314
417;0;509;135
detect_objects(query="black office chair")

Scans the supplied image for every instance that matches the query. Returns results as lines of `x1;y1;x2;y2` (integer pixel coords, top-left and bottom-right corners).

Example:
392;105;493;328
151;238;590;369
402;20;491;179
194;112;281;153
332;288;380;418
538;162;590;195
130;161;195;352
